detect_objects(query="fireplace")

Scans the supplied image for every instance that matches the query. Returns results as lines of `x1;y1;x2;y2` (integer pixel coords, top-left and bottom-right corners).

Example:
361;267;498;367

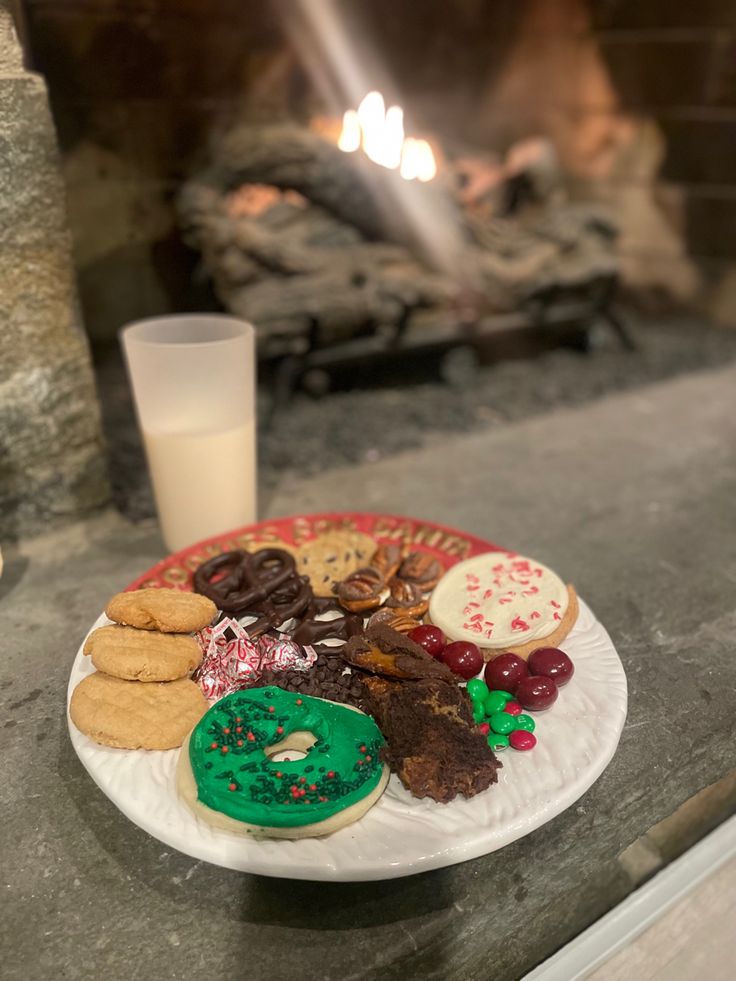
180;83;623;334
19;0;736;354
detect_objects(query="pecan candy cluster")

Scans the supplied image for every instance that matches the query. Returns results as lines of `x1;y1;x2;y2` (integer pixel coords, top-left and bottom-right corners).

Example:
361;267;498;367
333;544;444;631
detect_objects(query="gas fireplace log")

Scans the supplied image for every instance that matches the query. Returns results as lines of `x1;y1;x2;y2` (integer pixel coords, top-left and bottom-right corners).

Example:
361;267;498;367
202;124;389;239
226;221;410;279
219;261;452;342
178;123;621;347
186;123;465;254
210;225;616;339
185;196;456;338
208;239;419;293
189;201;614;336
192;200;441;271
187;201;614;336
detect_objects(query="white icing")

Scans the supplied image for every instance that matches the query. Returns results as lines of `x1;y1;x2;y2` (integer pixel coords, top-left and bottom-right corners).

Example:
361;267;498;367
429;551;569;648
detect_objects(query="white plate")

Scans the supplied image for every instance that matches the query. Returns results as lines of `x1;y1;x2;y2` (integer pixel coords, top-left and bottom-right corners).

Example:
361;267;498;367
66;597;627;881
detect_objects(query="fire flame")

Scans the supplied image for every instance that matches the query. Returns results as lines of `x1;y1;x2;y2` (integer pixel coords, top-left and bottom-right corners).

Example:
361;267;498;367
338;91;437;182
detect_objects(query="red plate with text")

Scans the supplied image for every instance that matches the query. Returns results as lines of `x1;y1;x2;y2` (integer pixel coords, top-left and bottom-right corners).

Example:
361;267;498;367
126;511;501;592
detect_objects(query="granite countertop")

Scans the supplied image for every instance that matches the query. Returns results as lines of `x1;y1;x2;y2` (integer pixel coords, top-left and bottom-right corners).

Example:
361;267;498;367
2;364;735;981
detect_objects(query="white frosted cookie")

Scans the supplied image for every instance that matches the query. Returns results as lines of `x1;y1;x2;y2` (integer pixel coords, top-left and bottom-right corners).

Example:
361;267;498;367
429;552;569;649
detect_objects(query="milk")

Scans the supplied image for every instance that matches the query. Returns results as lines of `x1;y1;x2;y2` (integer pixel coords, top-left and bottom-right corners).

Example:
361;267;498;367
143;420;257;552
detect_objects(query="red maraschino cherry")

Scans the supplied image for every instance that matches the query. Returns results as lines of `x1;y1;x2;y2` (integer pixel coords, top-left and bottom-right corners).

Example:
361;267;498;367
484;652;529;694
408;624;445;659
515;675;558;711
442;641;483;680
527;647;574;686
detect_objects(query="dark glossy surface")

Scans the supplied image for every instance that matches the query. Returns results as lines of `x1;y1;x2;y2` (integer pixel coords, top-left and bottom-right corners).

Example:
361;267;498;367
441;641;483;680
528;647;575;686
408;624;446;658
515;676;559;711
484;652;530;694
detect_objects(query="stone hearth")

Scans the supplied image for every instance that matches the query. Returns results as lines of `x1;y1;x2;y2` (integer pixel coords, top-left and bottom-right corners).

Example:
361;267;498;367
0;3;109;539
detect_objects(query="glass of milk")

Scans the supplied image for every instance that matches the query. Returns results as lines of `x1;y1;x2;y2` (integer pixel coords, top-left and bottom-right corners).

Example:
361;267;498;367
120;315;256;553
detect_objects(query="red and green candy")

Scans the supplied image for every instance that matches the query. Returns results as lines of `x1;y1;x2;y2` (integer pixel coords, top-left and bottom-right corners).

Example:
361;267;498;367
466;648;574;753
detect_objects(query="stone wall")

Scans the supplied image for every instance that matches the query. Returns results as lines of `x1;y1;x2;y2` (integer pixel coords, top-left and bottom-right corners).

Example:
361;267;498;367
0;2;109;538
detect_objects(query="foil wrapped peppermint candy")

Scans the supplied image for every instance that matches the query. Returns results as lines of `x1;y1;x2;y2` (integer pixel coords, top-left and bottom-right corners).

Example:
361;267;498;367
258;634;317;673
194;620;316;701
194;618;261;701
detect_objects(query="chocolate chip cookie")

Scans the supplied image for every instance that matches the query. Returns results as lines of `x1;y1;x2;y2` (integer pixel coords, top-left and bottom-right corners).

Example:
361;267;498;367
294;532;376;597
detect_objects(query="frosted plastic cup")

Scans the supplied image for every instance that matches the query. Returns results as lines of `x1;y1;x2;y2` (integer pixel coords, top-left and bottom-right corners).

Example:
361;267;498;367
120;315;256;553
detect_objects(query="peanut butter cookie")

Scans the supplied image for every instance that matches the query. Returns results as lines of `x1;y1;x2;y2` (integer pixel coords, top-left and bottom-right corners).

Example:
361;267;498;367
105;587;216;633
84;625;202;682
69;673;208;750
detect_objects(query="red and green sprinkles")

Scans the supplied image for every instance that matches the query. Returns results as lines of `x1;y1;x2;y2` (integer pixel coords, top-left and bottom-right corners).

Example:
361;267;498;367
189;688;385;828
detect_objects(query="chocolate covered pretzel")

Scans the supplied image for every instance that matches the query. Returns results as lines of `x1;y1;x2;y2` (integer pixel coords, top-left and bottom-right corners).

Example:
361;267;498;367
194;548;365;643
193;548;312;636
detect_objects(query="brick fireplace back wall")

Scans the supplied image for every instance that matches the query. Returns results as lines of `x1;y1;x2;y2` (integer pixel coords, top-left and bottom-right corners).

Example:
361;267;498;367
17;0;736;343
